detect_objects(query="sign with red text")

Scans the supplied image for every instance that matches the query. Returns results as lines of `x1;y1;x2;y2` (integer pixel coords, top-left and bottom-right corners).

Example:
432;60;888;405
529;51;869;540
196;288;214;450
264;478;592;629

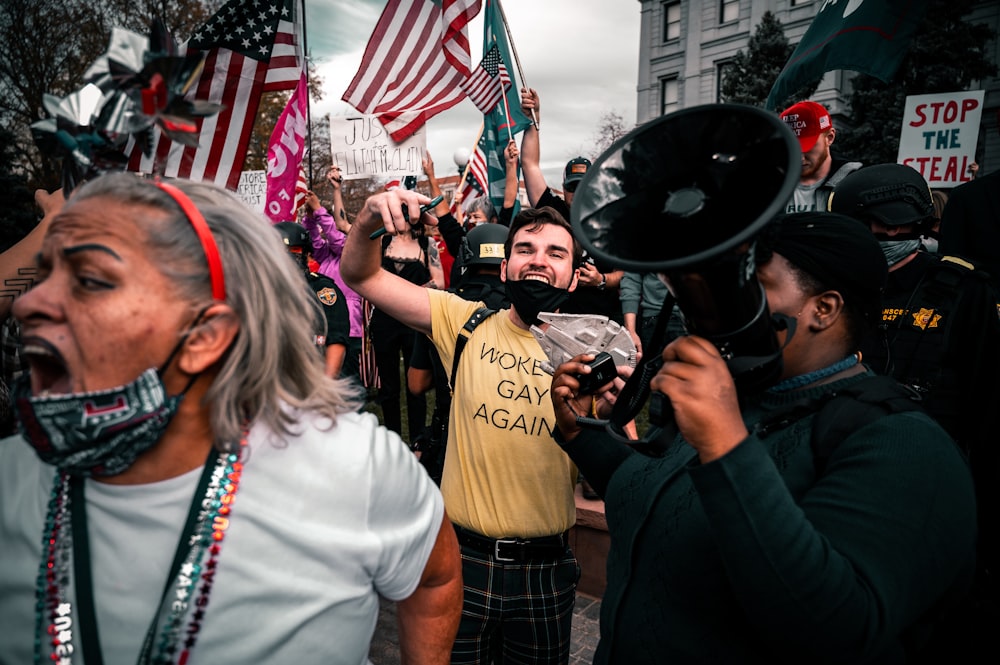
897;91;985;187
330;115;426;181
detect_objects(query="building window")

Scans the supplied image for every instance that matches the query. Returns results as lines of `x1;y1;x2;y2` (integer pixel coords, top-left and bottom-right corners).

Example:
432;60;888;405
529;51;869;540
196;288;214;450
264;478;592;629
662;2;681;41
716;61;735;102
720;0;738;23
661;77;679;116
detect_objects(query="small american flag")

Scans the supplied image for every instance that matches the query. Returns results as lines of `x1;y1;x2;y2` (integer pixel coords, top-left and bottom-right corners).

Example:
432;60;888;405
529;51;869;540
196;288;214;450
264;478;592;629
452;145;488;214
460;44;511;115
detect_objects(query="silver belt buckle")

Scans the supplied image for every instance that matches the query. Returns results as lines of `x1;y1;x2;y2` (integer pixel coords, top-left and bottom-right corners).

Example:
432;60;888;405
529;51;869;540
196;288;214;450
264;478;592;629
494;538;517;562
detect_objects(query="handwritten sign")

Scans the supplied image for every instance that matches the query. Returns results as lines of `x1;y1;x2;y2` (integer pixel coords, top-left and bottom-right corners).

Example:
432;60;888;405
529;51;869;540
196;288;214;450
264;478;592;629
897;91;985;187
330;115;425;181
236;170;267;212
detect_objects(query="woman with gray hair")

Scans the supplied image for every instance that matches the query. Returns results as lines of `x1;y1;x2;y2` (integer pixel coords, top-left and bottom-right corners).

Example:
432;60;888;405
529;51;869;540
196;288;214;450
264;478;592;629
0;173;461;664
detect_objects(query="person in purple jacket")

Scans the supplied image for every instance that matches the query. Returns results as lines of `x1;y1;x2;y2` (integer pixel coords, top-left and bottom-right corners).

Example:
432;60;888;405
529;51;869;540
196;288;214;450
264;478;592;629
301;165;364;386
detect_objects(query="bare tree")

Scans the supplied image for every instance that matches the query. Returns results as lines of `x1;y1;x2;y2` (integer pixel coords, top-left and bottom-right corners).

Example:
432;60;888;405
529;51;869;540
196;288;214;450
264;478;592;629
589;110;630;160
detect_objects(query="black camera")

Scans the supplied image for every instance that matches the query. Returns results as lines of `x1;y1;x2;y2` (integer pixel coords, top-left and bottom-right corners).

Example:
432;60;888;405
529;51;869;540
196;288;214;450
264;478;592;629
574;352;618;395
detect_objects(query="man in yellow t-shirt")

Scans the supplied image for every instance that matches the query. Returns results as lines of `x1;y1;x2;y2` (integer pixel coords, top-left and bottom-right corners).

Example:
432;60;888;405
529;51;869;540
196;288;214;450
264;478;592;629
343;195;581;664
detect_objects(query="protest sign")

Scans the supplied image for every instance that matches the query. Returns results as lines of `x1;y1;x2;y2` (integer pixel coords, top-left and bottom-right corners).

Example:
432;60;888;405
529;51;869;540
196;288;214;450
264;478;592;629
236;170;267;212
897;91;985;187
331;115;425;181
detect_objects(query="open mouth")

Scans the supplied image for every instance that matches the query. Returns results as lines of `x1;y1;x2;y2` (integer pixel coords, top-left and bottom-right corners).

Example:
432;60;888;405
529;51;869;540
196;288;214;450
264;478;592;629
21;337;72;396
523;274;551;285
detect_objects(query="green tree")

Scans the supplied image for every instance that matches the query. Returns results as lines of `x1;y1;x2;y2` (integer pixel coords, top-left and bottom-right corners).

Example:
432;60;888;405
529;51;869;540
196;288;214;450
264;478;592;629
719;10;819;109
838;0;996;165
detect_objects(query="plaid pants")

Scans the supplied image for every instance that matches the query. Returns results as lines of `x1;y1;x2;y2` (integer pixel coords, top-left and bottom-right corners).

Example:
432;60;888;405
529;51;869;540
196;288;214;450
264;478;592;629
451;542;580;665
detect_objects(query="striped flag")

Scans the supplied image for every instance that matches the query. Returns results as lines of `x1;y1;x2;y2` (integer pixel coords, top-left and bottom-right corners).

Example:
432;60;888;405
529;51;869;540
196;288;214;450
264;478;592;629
342;0;481;143
453;144;488;213
126;0;301;191
294;164;308;213
460;44;511;114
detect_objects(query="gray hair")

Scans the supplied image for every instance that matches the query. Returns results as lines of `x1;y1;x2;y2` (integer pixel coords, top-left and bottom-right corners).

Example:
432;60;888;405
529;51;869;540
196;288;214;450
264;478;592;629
70;173;360;448
467;197;497;221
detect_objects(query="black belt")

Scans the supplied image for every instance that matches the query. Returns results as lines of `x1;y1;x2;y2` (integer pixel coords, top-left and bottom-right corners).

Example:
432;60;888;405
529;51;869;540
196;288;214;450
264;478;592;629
454;525;569;562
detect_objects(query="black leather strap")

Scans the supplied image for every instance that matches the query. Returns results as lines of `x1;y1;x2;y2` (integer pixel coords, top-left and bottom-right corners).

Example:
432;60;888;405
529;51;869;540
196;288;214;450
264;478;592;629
453;525;569;561
449;306;496;394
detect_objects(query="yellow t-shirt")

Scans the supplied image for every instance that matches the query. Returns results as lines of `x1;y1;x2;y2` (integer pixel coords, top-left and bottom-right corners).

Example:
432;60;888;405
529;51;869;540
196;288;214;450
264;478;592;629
428;289;577;538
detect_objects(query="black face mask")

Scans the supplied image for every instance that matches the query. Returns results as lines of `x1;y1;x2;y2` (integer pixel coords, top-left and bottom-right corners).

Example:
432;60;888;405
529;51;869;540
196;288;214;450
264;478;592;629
505;279;571;325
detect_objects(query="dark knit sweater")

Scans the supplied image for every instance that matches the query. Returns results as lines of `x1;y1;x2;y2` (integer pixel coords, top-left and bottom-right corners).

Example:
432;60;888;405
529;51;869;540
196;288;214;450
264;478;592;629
562;372;976;664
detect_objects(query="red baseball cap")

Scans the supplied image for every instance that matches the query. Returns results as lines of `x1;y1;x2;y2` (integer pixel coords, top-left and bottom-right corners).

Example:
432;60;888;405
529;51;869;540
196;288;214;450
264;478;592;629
780;101;832;153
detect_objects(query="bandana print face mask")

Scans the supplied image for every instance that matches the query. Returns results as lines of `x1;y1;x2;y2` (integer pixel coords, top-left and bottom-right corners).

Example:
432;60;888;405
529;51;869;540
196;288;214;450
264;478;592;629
12;367;184;477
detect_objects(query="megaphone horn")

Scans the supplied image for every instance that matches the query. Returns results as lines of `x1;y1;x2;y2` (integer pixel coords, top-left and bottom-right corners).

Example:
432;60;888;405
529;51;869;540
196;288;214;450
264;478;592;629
570;103;801;390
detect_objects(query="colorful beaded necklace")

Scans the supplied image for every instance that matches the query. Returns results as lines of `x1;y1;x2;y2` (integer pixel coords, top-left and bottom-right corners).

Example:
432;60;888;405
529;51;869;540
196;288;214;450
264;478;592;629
33;435;246;665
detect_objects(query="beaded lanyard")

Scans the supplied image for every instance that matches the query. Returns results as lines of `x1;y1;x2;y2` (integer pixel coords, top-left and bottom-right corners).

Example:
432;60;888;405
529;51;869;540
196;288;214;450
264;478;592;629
34;436;246;665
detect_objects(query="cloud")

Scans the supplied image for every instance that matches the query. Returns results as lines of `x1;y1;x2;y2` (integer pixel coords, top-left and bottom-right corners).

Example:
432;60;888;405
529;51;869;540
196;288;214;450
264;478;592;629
306;0;640;185
305;0;382;60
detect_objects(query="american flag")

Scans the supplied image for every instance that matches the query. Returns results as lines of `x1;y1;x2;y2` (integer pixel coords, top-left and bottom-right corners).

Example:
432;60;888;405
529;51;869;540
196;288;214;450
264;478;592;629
342;0;480;143
460;44;511;115
127;0;301;191
452;144;488;214
293;164;308;213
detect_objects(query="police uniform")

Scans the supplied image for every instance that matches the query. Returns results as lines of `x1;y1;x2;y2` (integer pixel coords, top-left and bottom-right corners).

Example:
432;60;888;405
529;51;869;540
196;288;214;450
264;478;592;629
859;252;1000;451
306;272;350;353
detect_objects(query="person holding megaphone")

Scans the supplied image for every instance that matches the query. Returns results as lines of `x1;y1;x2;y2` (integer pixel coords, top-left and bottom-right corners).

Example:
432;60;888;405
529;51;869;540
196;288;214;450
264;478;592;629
548;106;976;664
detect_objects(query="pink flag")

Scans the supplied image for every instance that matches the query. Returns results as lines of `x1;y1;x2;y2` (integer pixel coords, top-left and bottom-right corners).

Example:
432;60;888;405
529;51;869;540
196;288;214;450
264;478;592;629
265;71;309;222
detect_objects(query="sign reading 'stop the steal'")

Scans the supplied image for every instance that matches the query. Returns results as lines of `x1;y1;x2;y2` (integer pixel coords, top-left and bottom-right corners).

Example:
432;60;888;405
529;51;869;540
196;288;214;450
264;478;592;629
330;115;425;181
897;91;985;187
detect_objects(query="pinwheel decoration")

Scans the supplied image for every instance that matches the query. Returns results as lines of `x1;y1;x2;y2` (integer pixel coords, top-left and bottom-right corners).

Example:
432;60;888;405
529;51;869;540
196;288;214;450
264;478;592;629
31;17;224;190
30;84;130;192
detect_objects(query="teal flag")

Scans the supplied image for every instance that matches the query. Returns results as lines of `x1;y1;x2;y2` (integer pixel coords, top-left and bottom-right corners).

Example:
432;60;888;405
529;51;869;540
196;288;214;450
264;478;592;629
479;0;531;212
765;0;929;110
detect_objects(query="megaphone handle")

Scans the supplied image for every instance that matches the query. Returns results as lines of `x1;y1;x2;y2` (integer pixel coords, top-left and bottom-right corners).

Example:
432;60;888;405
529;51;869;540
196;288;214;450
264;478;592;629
648;392;677;433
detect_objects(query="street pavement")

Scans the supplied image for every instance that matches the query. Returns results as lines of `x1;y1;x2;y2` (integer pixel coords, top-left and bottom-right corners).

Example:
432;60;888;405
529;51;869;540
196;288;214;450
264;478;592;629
368;592;603;664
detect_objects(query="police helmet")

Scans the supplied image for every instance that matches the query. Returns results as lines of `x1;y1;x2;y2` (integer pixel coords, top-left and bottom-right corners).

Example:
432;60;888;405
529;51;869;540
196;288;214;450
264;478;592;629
459;223;507;269
274;221;310;251
828;164;935;228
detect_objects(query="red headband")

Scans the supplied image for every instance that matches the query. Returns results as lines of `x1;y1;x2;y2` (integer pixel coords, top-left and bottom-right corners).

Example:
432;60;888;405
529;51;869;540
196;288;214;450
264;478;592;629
154;180;226;301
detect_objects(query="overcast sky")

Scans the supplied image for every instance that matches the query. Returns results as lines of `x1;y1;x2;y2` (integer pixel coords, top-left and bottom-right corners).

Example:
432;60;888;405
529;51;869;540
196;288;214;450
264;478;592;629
304;0;642;185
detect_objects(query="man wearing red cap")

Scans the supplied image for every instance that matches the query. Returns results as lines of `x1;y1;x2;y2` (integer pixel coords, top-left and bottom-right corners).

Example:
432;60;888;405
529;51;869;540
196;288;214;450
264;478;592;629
780;100;861;213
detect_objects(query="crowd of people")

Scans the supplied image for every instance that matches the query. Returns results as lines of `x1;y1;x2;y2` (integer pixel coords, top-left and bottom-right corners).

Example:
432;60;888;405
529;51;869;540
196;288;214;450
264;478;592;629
0;88;996;665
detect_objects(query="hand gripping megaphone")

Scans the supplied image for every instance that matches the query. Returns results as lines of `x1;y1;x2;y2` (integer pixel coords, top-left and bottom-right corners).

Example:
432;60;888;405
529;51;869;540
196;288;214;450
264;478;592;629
568;103;801;451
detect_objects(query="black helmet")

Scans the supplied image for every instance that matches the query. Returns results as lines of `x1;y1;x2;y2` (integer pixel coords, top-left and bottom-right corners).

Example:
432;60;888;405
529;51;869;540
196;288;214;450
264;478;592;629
460;223;507;268
828;164;934;228
274;221;309;251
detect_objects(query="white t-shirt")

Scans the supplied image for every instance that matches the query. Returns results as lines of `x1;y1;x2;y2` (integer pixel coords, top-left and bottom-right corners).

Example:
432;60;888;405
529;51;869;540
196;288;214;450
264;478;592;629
0;410;443;665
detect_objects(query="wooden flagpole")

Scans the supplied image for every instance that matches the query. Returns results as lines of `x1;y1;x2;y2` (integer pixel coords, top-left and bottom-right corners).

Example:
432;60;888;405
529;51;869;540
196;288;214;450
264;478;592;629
495;0;538;128
499;75;515;143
